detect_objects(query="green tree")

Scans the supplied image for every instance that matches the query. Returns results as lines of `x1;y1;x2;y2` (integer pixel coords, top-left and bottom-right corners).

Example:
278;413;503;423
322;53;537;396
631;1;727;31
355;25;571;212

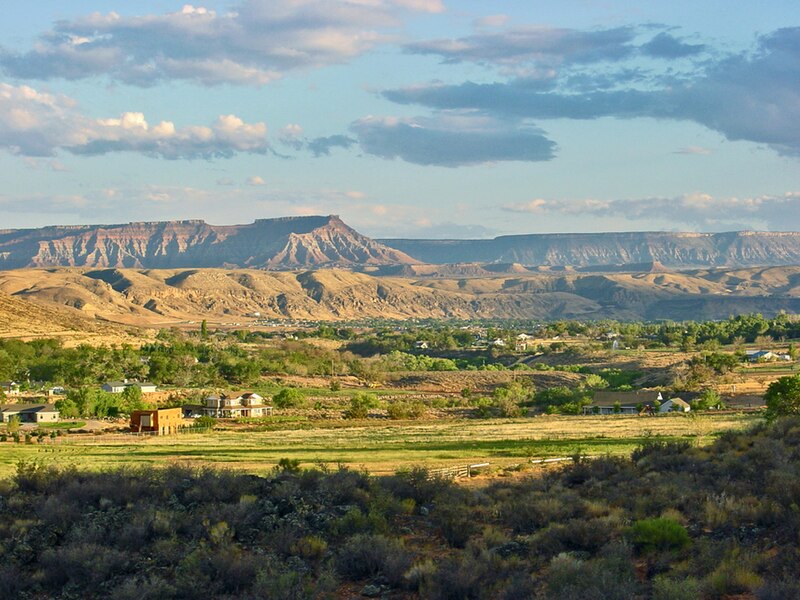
200;319;209;339
6;414;20;434
764;375;800;418
55;397;80;419
273;387;304;409
120;385;145;413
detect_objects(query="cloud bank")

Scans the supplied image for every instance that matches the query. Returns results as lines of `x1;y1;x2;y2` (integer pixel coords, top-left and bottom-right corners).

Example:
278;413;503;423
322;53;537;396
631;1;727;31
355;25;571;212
384;26;800;157
503;193;800;230
0;83;269;158
0;1;443;86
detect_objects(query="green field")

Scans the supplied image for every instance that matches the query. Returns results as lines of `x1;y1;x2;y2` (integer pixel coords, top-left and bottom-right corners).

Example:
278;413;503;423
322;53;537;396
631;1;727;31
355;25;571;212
0;413;759;478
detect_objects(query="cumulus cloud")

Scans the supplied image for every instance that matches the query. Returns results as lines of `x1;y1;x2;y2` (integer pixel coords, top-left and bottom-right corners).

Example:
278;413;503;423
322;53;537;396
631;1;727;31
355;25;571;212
247;176;267;186
0;83;269;158
503;192;800;230
384;27;800;156
350;113;555;166
0;0;441;86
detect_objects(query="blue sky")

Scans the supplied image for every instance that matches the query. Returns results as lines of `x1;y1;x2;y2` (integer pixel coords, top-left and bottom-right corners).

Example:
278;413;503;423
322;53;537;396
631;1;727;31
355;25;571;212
0;0;798;237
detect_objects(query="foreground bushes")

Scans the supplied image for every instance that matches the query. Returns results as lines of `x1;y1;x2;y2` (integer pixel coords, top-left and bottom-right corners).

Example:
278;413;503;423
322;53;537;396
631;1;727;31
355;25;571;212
2;418;800;598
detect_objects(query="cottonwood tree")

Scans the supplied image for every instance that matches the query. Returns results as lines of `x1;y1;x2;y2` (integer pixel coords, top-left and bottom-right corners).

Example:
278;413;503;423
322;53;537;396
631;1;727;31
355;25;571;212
764;375;800;418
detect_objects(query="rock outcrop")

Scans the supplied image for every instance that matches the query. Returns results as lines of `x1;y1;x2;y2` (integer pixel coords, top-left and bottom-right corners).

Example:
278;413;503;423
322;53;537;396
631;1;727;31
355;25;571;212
0;215;417;270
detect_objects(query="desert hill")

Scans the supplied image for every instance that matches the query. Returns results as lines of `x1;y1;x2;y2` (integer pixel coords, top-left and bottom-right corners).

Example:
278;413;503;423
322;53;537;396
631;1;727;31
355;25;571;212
1;265;799;326
381;231;800;269
0;215;417;270
0;288;125;342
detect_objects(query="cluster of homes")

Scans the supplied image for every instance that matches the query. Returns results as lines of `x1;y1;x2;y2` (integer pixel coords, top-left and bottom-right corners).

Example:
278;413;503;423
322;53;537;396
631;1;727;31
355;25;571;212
0;379;158;426
129;392;273;434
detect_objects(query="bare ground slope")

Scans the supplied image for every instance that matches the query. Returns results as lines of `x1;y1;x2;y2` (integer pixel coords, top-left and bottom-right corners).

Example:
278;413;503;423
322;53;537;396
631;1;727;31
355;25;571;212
0;265;798;326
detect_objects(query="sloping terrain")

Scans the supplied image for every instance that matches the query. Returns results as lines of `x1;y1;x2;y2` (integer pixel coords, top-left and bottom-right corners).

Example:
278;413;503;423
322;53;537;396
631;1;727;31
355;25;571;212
0;265;799;326
0;215;417;270
0;288;122;341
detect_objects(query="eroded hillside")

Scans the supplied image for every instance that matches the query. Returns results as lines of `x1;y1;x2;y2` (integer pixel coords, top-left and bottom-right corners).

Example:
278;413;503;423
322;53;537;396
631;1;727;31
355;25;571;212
1;266;799;326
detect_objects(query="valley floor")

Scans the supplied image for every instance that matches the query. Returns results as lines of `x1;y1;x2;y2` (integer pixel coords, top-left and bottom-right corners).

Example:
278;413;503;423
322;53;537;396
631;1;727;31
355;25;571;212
0;412;757;478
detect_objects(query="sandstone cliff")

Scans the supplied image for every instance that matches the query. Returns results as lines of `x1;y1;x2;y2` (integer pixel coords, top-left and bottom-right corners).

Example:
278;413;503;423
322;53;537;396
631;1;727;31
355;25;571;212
0;215;417;270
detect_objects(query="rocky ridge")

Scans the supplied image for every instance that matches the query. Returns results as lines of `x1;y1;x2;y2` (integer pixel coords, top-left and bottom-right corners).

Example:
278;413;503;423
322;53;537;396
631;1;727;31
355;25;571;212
380;231;800;268
0;215;417;270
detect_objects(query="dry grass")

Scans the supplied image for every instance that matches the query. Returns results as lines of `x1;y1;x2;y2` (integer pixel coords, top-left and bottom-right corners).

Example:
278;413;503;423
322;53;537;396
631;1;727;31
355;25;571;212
0;413;758;478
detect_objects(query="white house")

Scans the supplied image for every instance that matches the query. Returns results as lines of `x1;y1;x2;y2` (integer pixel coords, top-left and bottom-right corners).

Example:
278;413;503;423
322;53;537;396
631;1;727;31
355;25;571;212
102;380;158;394
1;403;59;423
659;398;691;413
201;392;273;418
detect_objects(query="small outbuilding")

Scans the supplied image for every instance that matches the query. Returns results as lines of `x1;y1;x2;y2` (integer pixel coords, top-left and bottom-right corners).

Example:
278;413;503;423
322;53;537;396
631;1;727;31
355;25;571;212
130;408;183;435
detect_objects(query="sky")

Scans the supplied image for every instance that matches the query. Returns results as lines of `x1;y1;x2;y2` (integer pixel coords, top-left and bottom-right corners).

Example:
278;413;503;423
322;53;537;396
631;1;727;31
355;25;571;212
0;0;798;238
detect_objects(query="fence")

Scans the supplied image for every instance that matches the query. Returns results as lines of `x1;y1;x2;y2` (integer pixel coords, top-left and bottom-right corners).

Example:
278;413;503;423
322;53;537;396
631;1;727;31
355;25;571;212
427;462;490;480
529;457;572;465
58;425;213;444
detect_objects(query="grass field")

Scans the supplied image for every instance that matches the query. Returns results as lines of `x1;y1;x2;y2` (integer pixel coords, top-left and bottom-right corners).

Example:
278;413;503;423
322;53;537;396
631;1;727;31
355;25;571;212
0;413;759;478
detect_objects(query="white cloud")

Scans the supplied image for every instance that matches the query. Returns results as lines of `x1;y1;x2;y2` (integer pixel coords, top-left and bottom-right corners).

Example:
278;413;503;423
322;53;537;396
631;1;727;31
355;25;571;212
503;192;800;230
247;175;267;186
0;83;269;158
0;0;437;86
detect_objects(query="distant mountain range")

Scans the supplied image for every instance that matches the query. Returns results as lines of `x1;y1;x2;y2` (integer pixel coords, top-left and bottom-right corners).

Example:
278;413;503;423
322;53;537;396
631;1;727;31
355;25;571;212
380;231;800;269
0;215;416;270
2;215;800;270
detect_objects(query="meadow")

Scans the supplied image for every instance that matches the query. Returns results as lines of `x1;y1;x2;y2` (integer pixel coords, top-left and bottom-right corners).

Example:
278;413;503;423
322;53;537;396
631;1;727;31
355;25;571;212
2;412;758;478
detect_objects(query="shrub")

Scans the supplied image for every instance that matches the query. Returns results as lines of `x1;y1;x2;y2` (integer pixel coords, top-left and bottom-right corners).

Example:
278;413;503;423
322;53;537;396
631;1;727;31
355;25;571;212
290;535;328;560
628;517;690;554
195;415;216;429
343;392;379;419
386;399;426;420
335;534;412;585
652;575;700;600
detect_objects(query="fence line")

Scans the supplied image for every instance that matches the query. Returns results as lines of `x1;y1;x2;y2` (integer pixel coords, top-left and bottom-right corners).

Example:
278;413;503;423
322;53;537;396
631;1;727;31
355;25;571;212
529;457;572;465
58;426;212;444
427;462;490;480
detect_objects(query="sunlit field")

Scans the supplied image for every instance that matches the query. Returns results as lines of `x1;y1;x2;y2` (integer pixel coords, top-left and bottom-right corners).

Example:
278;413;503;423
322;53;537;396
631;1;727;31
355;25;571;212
1;413;758;478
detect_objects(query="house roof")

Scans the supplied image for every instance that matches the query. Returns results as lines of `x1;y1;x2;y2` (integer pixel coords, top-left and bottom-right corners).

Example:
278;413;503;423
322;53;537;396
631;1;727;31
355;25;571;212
591;391;663;406
1;403;59;413
664;398;691;408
